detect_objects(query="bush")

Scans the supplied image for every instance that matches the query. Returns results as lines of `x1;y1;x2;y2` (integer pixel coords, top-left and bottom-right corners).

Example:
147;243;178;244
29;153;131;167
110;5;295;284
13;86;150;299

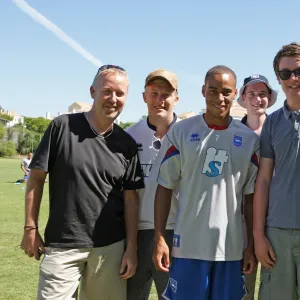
0;141;17;157
0;113;13;121
0;123;5;139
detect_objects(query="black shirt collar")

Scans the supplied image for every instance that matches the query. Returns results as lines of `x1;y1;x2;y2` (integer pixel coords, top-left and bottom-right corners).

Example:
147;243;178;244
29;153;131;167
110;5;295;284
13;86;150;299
147;113;177;131
241;115;247;124
240;113;268;125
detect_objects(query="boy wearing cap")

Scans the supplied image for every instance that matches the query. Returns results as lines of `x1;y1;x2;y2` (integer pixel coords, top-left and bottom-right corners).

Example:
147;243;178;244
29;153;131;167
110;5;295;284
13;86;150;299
237;74;277;300
126;69;179;300
153;65;259;300
254;42;300;299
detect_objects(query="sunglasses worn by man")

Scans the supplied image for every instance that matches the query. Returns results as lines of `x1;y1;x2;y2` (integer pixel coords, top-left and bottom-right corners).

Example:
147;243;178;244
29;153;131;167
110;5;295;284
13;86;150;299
277;68;300;80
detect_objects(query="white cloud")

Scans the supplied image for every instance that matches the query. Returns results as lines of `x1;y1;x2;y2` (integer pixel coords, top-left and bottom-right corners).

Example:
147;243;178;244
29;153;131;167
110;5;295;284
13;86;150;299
12;0;103;67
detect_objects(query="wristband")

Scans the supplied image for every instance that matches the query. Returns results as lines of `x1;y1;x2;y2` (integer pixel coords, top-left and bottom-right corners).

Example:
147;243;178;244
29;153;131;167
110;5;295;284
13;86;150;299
24;225;38;230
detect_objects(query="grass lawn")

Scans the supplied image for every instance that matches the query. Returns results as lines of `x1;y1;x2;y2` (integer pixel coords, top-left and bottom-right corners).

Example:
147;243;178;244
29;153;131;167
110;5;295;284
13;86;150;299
0;158;158;300
0;158;259;300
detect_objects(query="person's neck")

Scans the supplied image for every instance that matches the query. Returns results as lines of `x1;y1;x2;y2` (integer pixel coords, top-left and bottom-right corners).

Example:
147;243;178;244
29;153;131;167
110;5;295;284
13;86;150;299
246;113;266;135
204;113;230;127
148;113;174;139
86;110;114;134
286;97;300;112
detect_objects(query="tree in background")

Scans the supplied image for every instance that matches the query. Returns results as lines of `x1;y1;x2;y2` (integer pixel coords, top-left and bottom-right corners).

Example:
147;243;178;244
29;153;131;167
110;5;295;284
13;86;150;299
120;122;135;130
0;141;16;157
0;123;6;139
0;124;16;157
16;129;42;154
0;113;13;121
24;117;51;134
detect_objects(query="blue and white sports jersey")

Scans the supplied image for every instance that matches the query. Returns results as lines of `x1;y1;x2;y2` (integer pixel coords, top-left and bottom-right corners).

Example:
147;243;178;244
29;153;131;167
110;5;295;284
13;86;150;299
156;115;259;261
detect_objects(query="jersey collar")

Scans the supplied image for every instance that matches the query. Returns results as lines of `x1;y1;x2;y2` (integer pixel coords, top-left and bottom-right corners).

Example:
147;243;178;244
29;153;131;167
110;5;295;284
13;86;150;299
147;113;177;131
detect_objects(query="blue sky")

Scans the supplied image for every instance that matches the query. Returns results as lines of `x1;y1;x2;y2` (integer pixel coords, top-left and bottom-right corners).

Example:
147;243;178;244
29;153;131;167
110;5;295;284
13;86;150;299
1;0;300;122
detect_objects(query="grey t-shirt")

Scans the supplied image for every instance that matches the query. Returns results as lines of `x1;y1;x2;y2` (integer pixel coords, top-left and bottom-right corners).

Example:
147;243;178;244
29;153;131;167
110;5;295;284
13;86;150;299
260;101;300;229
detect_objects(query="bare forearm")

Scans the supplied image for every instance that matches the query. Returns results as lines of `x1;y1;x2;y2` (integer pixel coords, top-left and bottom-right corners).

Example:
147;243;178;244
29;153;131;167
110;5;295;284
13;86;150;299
253;180;270;237
244;194;254;247
154;185;172;241
25;170;46;226
124;190;138;250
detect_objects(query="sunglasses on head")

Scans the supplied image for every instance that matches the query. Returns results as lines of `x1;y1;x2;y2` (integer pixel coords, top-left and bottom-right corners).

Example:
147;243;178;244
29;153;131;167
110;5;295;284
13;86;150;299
277;68;300;80
97;64;126;75
152;140;161;150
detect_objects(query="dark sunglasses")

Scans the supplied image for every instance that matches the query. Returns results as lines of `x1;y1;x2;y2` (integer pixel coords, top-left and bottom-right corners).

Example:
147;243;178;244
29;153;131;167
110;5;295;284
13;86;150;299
152;140;161;150
96;64;126;75
278;68;300;80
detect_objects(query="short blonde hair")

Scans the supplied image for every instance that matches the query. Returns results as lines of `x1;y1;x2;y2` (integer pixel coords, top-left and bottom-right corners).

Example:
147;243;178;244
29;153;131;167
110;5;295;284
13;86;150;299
92;65;128;88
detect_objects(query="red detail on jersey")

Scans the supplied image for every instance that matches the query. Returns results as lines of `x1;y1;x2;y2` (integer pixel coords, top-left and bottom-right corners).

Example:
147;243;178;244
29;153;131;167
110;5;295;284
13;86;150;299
162;145;180;164
251;153;259;167
165;145;177;157
207;124;228;130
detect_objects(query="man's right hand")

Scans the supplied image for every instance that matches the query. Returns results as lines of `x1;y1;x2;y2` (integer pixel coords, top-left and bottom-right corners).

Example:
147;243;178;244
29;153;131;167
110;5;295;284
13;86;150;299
21;229;45;261
254;234;276;269
152;236;170;272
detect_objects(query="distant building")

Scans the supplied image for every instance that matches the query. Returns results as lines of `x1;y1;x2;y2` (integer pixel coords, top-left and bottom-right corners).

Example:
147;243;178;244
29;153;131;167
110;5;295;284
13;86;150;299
198;102;247;120
230;101;247;120
67;102;122;124
46;112;52;120
178;111;197;119
68;102;92;113
0;109;24;128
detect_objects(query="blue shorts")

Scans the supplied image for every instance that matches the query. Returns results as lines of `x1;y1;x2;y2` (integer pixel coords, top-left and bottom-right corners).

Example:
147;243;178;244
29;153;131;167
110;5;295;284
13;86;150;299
163;257;245;300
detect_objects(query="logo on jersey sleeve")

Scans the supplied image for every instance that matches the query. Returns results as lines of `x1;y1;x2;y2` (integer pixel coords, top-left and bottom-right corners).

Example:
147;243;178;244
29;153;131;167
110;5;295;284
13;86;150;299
161;145;180;164
202;147;229;177
233;135;243;147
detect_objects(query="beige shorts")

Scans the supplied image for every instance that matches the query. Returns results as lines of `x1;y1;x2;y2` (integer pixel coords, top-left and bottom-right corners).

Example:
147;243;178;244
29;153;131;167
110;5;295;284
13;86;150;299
37;240;126;300
259;227;300;300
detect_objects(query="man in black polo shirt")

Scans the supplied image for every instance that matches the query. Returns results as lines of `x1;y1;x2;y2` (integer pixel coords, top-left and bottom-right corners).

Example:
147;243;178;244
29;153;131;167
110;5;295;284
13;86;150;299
20;65;144;300
237;74;277;300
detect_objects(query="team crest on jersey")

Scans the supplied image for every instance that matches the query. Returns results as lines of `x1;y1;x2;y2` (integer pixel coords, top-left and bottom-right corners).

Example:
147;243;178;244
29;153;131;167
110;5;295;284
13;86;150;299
170;278;178;293
233;135;243;147
202;147;229;177
190;133;200;142
173;234;181;248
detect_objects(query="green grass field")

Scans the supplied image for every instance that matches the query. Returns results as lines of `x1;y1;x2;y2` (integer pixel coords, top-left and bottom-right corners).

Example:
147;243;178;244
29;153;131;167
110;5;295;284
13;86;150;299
0;158;158;300
0;158;259;300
